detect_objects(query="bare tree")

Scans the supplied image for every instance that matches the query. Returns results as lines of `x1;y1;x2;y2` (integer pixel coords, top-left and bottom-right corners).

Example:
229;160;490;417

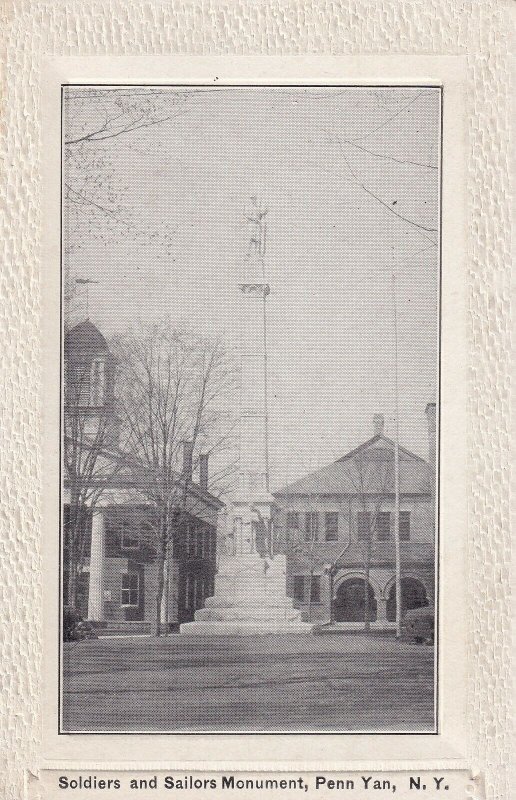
63;362;123;609
62;89;192;312
328;449;393;631
111;320;237;635
281;490;321;623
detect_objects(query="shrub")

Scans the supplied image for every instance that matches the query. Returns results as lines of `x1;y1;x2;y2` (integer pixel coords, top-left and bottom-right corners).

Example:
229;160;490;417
63;606;97;642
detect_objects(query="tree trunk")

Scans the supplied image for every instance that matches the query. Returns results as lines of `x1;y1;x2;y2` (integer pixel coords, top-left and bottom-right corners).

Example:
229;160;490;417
154;548;166;637
307;568;313;621
328;569;334;625
67;550;77;608
66;490;83;609
364;537;372;633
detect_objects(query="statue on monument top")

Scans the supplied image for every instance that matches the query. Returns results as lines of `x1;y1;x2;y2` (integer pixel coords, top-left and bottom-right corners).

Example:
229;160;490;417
244;196;268;259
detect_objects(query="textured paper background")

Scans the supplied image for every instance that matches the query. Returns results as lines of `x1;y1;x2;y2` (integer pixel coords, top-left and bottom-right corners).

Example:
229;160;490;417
1;3;512;800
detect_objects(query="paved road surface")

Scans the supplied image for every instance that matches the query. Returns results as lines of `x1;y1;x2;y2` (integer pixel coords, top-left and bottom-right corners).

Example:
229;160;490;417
62;634;435;732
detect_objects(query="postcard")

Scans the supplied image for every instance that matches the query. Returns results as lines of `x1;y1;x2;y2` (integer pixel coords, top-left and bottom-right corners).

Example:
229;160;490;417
1;25;510;800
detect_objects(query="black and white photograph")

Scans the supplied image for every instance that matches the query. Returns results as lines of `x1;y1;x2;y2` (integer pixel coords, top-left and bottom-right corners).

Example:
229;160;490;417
61;84;440;734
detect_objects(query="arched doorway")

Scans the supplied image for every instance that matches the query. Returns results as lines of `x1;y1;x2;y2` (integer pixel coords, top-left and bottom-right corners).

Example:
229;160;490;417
386;577;428;621
334;578;377;622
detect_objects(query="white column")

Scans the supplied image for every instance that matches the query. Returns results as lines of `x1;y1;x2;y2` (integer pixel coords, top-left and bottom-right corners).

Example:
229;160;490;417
377;597;388;622
88;509;105;621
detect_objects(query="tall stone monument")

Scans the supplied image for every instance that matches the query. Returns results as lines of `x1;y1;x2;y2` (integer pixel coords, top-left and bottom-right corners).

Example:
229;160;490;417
181;199;312;634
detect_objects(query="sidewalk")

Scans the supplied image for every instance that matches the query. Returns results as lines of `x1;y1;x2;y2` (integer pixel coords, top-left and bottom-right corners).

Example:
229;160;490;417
313;621;397;634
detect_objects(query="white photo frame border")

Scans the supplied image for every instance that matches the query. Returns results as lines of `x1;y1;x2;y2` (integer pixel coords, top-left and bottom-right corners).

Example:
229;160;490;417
41;55;467;767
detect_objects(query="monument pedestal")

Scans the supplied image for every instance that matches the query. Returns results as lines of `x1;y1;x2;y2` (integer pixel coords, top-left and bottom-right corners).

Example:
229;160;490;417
180;553;313;635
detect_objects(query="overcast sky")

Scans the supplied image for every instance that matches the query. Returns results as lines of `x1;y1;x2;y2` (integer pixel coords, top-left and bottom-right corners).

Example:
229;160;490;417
63;85;440;488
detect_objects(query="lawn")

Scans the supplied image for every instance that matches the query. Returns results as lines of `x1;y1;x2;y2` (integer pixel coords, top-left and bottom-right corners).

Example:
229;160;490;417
61;634;435;733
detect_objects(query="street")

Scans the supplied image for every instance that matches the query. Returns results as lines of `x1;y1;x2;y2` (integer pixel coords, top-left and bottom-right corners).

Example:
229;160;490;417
62;634;435;733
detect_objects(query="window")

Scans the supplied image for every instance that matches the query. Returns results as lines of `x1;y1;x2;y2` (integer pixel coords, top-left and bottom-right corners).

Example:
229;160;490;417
121;573;139;606
325;512;339;541
185;574;195;609
206;530;215;559
310;575;321;603
90;359;105;406
195;577;204;609
376;511;391;541
66;363;91;406
187;522;196;557
286;512;299;530
293;575;305;602
357;511;371;541
196;527;203;557
399;511;411;541
304;512;318;542
121;519;139;550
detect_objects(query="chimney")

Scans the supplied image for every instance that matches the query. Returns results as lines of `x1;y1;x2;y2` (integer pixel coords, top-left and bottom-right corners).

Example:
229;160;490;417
425;403;436;470
182;441;193;481
373;414;384;436
199;453;209;490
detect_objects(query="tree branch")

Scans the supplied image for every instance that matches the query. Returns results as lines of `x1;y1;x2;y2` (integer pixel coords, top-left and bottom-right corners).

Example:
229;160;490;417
64;109;189;146
328;133;438;244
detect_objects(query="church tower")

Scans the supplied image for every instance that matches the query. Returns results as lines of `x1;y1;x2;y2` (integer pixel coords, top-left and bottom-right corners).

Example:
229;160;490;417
180;199;312;634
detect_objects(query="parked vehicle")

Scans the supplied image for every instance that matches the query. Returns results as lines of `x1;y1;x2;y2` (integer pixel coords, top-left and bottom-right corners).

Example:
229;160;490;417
401;605;434;644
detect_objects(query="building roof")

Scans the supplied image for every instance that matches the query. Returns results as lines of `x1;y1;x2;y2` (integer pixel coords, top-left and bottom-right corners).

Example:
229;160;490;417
64;320;109;353
289;541;434;569
275;434;432;497
63;436;224;511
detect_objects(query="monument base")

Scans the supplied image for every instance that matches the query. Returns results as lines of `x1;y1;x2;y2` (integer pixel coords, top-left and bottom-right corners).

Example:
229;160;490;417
180;553;313;636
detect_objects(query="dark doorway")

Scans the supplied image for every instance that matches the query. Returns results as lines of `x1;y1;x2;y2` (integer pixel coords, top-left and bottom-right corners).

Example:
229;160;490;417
124;561;145;621
386;577;428;621
334;578;377;622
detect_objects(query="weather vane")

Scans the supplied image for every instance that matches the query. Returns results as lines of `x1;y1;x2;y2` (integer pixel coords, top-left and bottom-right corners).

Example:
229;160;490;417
75;277;99;318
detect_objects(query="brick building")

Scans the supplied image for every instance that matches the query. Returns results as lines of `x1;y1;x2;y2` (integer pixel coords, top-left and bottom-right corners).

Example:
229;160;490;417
273;409;436;626
62;320;222;630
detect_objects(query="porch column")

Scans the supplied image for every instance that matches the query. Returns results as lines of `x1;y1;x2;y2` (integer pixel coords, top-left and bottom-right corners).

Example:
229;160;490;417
87;509;105;621
376;597;388;623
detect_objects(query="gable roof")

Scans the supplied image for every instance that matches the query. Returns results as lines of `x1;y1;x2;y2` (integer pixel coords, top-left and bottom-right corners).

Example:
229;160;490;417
62;437;224;511
274;434;431;497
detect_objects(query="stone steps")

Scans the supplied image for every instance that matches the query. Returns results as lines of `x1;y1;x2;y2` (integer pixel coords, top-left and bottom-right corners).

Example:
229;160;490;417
180;621;314;636
194;606;302;622
179;553;312;636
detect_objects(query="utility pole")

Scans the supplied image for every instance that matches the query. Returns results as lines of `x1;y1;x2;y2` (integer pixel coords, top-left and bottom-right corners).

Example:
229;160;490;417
392;268;402;639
